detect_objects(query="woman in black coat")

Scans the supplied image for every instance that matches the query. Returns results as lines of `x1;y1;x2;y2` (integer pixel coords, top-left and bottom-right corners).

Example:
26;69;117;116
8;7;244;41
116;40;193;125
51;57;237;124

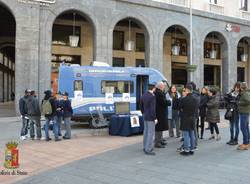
154;83;171;147
206;88;221;141
198;87;209;139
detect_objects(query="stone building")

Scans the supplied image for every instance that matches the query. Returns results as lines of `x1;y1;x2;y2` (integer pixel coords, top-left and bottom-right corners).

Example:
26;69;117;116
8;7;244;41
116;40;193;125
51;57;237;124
1;0;250;112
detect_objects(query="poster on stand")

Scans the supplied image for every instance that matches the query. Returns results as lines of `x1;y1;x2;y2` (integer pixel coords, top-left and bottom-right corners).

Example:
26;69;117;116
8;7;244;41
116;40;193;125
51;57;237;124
130;116;140;128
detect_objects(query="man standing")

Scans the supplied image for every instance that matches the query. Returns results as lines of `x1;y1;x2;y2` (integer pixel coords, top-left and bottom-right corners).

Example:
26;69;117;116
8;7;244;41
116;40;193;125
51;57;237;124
237;82;250;150
19;89;30;140
179;85;197;156
26;90;42;140
141;83;157;155
154;81;171;148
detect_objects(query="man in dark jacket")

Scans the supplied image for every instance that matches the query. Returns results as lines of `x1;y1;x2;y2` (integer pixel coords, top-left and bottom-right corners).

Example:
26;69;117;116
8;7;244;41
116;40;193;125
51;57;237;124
179;84;197;156
154;81;171;148
140;83;157;155
62;92;73;139
19;89;30;140
42;90;59;141
26;90;42;140
188;82;200;148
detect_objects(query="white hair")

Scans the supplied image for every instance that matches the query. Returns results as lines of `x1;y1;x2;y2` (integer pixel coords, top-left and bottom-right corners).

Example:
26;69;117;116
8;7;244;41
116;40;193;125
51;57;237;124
156;81;165;89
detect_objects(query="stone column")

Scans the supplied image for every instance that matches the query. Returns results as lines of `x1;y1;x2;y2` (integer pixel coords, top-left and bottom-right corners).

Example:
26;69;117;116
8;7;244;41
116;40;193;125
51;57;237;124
15;5;40;114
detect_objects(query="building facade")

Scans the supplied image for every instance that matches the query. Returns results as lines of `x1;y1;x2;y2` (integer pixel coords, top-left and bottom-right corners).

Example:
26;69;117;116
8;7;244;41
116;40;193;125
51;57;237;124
1;0;250;113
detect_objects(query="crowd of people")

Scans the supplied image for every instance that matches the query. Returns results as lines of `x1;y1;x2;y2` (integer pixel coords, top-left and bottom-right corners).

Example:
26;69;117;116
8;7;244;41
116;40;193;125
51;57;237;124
140;81;250;156
19;89;73;141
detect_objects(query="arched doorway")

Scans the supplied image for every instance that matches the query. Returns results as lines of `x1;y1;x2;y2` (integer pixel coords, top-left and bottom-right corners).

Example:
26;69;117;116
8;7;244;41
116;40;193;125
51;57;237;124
203;32;227;91
51;10;94;94
237;37;250;84
112;18;149;67
163;25;189;85
0;4;15;102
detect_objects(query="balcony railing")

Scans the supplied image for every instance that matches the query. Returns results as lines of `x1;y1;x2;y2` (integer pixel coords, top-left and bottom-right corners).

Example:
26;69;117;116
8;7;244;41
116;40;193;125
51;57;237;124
241;10;250;21
153;0;188;7
209;3;224;15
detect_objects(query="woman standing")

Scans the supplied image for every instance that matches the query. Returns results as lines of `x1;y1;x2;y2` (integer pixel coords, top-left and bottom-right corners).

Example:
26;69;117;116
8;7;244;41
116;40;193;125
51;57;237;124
206;88;221;141
166;85;181;138
62;92;73;139
198;87;209;139
224;82;241;145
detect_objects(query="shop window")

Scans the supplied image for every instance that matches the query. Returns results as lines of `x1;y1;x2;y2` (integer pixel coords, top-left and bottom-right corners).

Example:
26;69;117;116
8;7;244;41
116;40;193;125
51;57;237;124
204;42;221;59
101;81;134;94
113;57;125;67
113;31;124;50
136;59;145;67
136;33;145;52
52;24;81;47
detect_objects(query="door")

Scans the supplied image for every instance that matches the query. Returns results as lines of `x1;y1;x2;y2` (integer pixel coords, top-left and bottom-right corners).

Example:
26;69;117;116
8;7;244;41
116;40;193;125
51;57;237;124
136;75;149;110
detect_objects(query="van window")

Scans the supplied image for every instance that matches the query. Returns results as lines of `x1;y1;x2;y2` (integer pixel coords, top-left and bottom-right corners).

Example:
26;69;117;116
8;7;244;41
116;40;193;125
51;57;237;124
101;81;134;94
74;80;83;91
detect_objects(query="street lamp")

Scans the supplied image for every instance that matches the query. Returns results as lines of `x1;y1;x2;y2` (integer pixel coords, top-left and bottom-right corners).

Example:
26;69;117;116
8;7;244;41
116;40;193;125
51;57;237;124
125;19;135;51
241;39;248;62
69;12;80;48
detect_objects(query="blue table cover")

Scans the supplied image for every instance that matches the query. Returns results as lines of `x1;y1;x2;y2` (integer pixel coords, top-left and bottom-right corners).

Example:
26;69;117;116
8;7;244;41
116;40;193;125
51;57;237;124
109;115;144;136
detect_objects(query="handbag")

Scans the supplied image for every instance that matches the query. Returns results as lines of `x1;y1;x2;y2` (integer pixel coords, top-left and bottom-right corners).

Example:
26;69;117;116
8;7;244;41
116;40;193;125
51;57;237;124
224;108;233;120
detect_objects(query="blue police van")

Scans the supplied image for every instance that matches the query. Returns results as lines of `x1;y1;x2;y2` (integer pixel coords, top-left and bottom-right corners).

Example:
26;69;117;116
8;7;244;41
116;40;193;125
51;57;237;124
58;63;167;122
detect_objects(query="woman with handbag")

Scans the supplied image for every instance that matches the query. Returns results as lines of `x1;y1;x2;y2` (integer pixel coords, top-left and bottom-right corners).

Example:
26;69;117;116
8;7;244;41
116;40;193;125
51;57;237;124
224;82;241;145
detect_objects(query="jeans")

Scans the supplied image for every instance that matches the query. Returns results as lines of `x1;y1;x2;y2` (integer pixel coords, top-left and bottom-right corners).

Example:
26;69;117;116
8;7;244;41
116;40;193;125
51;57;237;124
20;116;29;136
64;117;72;138
210;123;219;135
45;117;59;140
229;115;239;141
183;130;195;152
29;116;42;139
143;121;155;152
54;116;63;136
239;113;250;145
168;110;180;137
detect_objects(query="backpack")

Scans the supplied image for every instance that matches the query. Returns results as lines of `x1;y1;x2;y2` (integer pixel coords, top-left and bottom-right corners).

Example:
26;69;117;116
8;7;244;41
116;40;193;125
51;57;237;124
41;99;52;115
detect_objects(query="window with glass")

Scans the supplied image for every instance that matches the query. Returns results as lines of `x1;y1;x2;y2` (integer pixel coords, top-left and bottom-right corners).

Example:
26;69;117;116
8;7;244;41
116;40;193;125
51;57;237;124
172;38;187;56
74;80;83;91
113;31;124;50
210;0;218;4
136;33;145;52
52;24;81;47
136;59;145;67
101;81;134;94
240;0;248;11
112;57;125;67
204;42;221;59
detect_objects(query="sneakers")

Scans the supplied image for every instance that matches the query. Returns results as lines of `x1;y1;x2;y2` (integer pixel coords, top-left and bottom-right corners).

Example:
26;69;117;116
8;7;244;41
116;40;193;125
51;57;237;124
226;140;233;145
208;135;215;140
20;136;26;140
215;135;221;141
237;144;248;150
180;151;190;156
176;146;184;152
145;151;156;156
155;144;165;148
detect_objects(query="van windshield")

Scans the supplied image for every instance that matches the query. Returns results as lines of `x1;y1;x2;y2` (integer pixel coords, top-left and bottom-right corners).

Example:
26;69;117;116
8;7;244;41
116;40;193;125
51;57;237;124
101;81;134;94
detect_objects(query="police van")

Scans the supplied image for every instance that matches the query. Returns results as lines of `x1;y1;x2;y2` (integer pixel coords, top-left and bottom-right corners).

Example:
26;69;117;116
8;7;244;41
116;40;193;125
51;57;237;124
58;62;167;122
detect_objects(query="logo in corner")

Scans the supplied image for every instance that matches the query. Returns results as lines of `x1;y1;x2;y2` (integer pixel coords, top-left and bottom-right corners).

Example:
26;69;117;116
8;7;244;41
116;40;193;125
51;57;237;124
4;141;19;169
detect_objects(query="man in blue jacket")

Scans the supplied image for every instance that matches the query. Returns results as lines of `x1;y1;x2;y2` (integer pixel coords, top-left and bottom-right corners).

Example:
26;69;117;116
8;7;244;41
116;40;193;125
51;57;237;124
140;83;157;155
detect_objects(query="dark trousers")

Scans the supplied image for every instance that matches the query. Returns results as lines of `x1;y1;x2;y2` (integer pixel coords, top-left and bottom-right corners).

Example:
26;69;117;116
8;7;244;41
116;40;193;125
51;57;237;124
210;123;219;135
197;116;205;138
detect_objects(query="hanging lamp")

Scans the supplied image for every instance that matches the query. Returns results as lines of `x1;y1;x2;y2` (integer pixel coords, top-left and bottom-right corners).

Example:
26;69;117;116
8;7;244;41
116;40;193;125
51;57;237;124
172;27;180;56
69;12;80;47
125;19;135;51
241;39;248;62
210;33;217;59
